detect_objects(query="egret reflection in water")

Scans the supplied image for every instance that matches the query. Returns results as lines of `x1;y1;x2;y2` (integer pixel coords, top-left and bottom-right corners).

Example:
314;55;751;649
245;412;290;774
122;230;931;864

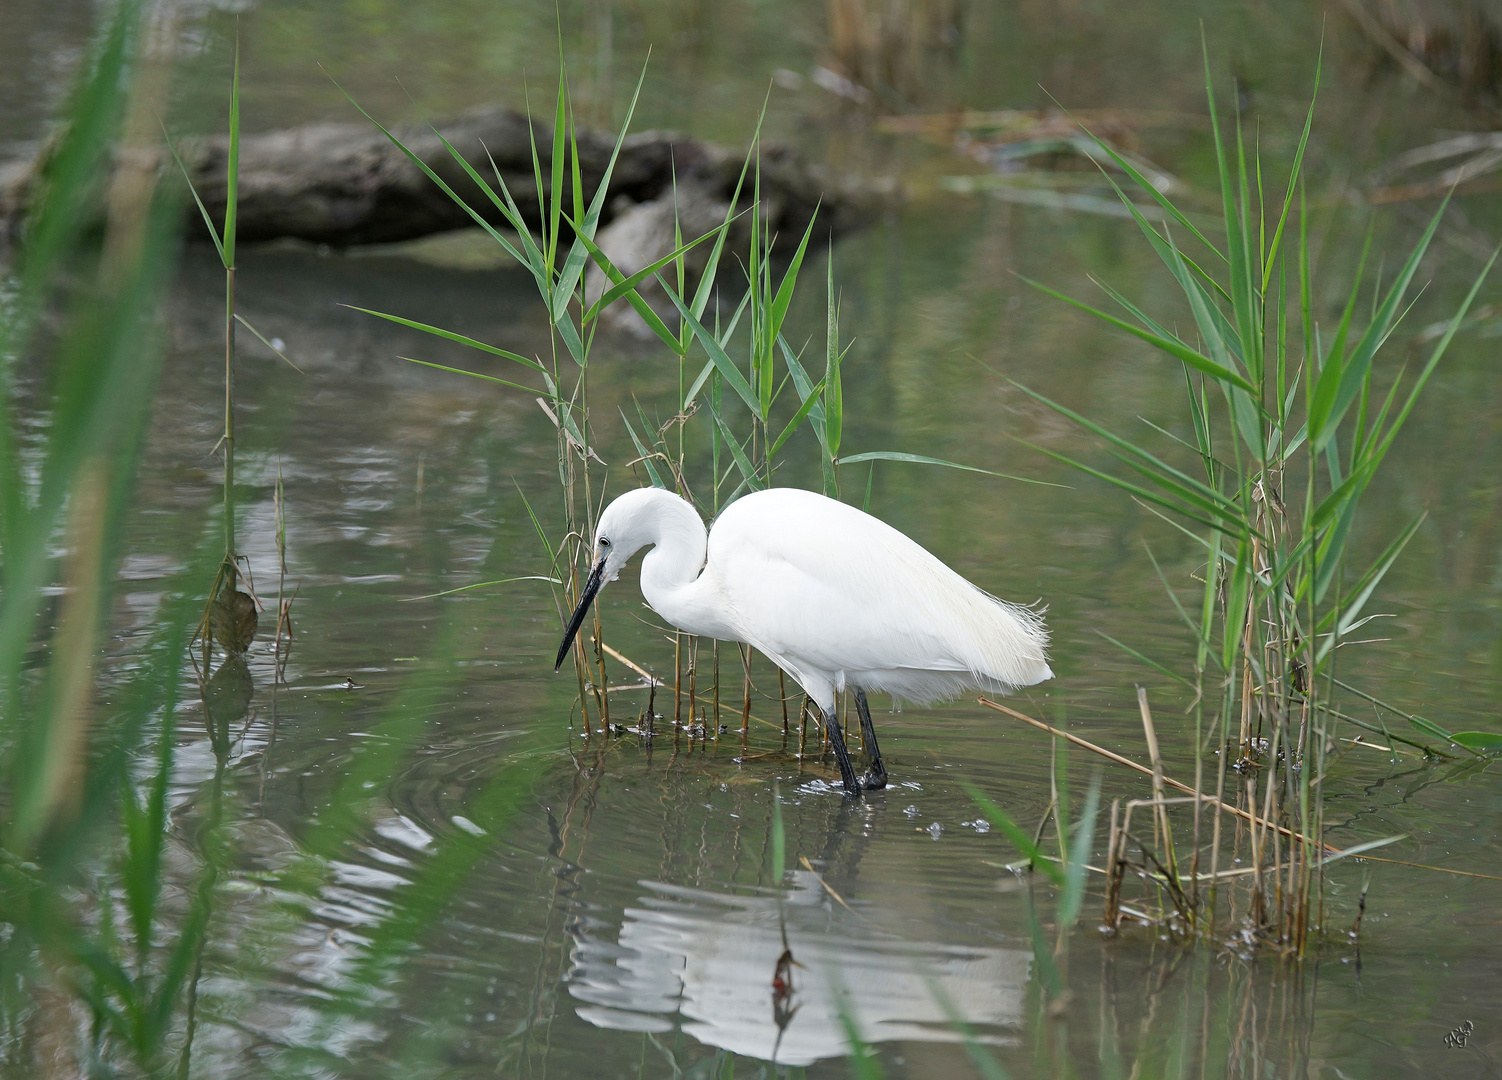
567;870;1029;1067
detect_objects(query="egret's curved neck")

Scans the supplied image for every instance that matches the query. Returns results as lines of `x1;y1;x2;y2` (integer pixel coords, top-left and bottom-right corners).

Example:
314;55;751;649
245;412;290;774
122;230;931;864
635;495;734;640
637;495;707;600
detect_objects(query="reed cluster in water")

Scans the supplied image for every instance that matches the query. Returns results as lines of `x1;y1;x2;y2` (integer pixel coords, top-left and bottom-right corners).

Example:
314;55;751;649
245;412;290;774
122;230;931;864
977;42;1500;956
346;55;1009;756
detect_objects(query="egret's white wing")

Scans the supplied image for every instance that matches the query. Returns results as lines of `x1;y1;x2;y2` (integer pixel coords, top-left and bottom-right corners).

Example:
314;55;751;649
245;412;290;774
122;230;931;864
709;489;1049;705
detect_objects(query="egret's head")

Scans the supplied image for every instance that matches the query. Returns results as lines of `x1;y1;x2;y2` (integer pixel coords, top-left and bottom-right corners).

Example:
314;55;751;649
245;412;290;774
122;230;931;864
553;488;686;671
593;487;676;581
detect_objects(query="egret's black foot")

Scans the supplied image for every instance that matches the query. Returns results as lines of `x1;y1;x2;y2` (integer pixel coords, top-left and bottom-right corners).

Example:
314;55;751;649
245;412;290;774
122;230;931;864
858;769;887;791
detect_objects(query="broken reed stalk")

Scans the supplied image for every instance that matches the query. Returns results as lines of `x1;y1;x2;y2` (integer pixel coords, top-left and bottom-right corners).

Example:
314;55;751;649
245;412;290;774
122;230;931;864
1135;687;1175;882
1104;798;1124;928
977;698;1329;850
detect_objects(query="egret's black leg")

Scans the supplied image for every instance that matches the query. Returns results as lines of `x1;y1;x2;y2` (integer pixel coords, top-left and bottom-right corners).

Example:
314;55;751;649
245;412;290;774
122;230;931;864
819;704;861;797
853;689;888;790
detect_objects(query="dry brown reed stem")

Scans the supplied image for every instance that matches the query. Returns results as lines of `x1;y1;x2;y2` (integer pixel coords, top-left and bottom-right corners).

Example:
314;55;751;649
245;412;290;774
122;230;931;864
798;857;861;918
740;645;753;735
977;698;1330;850
986;700;1502;889
674;631;682;725
1135;687;1175;879
1104;798;1124;927
598;642;660;686
30;466;108;842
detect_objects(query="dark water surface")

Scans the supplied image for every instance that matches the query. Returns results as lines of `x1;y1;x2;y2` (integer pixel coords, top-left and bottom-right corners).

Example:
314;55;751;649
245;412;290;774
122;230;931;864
9;1;1502;1077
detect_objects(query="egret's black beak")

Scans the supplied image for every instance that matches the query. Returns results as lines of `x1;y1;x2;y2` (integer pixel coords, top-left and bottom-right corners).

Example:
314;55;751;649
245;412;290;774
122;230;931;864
554;557;607;671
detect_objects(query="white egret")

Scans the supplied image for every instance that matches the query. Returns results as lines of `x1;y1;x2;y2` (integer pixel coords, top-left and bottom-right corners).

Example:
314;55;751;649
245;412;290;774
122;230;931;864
555;487;1052;795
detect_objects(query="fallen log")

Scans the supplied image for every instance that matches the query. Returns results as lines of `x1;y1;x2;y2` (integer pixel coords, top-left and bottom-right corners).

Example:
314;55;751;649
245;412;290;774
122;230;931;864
0;105;892;251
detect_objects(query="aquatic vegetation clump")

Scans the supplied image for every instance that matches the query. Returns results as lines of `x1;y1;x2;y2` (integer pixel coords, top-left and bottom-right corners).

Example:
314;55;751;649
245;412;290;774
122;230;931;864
1016;41;1498;953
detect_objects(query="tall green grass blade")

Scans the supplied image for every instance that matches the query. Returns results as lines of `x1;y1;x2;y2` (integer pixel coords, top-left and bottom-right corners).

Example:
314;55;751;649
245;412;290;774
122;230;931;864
1313;515;1423;661
1263;45;1320;294
580;218;731;323
769;782;786;882
233;314;303;373
835;1003;887;1080
920;977;1013;1080
1448;732;1502;754
836;451;1065;488
661;282;760;412
1367;245;1497;461
1057;772;1101;927
1088;160;1236;311
223;35;239;267
1018;276;1257;393
7;8;132;328
121;699;175;969
1008;382;1249;518
1138;539;1223;668
160;127;226;266
709;406;765;493
1018;440;1234;538
824;253;844;458
0;6;135;582
684;289;755;406
1199;528;1222;671
1094;630;1196;688
561;227;681;348
401;575;561;602
1313;200;1449;451
326;75;537;276
551;60;650;324
1231;109;1262;385
481;139;550;276
769;214;818;336
1221;539;1252;670
621;409;668;488
1203;35;1261;397
547;72;567;273
768;378;826;458
779;334;828;434
689;94;768;333
1069;117;1225;261
397;357;542;396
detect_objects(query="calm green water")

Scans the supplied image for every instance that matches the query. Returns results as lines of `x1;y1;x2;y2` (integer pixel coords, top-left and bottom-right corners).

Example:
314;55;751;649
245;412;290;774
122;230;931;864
8;1;1502;1077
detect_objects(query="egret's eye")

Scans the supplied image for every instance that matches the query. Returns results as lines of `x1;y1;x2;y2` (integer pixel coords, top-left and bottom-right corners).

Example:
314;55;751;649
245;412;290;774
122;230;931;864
598;537;611;549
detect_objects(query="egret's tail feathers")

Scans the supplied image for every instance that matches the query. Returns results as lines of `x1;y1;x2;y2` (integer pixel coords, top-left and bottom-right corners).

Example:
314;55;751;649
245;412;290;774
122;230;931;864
956;589;1051;692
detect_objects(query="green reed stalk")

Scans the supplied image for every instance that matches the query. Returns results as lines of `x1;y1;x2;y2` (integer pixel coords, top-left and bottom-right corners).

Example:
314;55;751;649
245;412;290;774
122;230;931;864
1021;38;1496;949
345;55;1065;739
